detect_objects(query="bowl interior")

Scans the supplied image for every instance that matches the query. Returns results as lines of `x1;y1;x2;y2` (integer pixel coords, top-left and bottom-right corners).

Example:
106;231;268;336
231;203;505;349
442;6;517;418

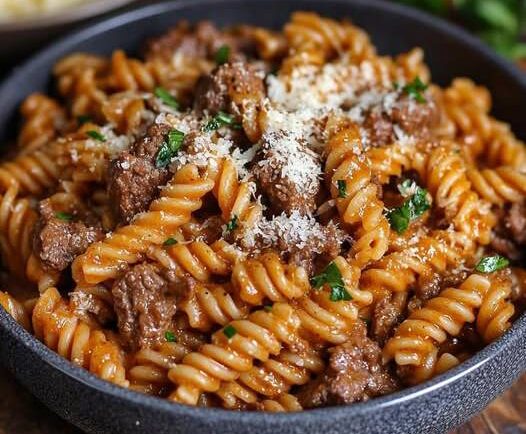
0;1;525;432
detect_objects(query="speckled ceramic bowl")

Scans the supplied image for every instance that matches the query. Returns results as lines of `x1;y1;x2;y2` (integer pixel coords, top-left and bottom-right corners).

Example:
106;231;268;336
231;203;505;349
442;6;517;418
0;1;525;433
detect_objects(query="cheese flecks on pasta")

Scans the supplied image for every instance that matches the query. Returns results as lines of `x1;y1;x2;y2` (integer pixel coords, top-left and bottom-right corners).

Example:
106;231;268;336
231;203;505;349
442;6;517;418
1;12;525;413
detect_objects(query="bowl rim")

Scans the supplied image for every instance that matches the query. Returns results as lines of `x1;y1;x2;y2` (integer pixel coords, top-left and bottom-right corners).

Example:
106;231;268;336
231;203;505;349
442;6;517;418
1;0;526;424
0;0;135;32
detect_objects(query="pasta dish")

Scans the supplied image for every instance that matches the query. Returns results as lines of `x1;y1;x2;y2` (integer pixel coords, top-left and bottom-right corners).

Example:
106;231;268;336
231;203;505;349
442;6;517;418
0;12;525;411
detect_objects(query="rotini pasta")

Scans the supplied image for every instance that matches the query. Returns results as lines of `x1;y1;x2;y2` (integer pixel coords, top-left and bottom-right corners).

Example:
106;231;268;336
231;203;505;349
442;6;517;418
1;12;525;413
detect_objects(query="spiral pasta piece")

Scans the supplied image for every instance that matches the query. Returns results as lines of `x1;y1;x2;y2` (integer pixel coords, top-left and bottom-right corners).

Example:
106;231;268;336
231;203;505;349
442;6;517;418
259;394;303;412
0;291;31;330
17;93;66;154
0;147;60;197
128;342;191;395
413;143;495;245
167;303;304;405
231;252;310;305
476;273;515;343
383;274;491;383
211;159;262;231
107;50;157;92
440;78;526;169
283;12;375;68
467;166;526;206
325;125;390;267
72;165;214;284
217;348;323;408
148;239;244;282
54;53;110;118
32;288;129;387
0;186;38;277
296;256;371;344
181;282;250;332
361;230;470;297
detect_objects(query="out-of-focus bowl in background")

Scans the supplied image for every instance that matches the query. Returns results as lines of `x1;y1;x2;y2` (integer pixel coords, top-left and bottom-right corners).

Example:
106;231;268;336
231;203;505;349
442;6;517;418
0;0;137;63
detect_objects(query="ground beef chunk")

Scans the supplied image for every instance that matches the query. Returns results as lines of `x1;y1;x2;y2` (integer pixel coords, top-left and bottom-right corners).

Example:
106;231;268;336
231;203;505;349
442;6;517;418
193;61;265;119
507;202;526;244
287;223;342;274
491;203;526;260
33;200;104;272
370;293;407;345
363;111;394;147
108;124;172;224
362;94;439;147
145;21;255;64
112;263;176;351
252;134;322;215
298;323;399;408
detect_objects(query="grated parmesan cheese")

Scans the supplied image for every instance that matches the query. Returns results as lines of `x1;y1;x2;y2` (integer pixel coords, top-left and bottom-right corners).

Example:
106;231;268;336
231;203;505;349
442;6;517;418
242;210;345;254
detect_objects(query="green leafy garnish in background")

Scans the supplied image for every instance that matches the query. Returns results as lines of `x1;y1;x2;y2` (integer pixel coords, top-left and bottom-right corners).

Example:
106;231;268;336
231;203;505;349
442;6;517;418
395;0;526;60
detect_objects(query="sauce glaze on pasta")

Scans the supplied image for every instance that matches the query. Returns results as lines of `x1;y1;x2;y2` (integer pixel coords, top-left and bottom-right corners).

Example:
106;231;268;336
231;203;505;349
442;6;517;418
1;12;525;411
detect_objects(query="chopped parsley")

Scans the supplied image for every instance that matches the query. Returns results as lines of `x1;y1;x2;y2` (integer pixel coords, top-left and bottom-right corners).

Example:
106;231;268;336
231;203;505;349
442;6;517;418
475;255;509;273
223;324;237;339
55;211;73;221
263;304;273;312
401;77;428;103
165;331;177;342
154;87;179;110
77;115;92;125
86;130;106;142
337;180;347;198
310;262;352;302
215;45;230;65
387;181;430;234
155;129;185;168
225;215;239;232
163;237;178;247
202;111;241;132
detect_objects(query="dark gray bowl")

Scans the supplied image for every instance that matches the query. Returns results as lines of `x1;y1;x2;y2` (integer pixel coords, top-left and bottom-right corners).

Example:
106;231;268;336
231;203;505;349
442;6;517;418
0;1;525;433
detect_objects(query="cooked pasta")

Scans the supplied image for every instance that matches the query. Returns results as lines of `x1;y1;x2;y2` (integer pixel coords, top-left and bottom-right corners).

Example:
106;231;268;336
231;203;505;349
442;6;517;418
0;12;525;413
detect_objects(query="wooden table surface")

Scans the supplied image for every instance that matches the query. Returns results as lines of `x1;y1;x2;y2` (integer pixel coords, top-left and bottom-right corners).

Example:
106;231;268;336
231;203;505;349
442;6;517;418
0;365;524;434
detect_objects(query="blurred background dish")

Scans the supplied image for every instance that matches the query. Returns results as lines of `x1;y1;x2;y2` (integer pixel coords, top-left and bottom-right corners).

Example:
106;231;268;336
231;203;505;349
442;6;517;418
0;0;137;62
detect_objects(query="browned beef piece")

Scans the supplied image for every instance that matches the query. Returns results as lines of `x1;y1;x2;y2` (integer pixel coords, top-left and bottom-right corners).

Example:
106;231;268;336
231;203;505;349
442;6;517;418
145;21;258;64
193;61;265;119
370;292;407;345
507;202;526;244
108;123;172;224
363;111;394;147
252;133;322;215
491;203;526;260
288;223;342;275
33;200;104;272
298;323;399;408
363;94;439;147
112;263;176;351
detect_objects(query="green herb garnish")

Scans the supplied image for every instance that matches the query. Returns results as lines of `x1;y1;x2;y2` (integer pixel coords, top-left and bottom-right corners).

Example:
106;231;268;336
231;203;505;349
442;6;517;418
401;77;428;103
55;211;73;221
155;129;185;168
86;130;106;142
215;45;230;65
310;262;352;302
387;182;430;234
223;324;237;339
226;215;239;232
337;180;347;198
163;237;178;247
154;87;179;110
475;255;510;273
264;305;273;312
203;111;240;132
77;115;92;125
165;331;177;342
